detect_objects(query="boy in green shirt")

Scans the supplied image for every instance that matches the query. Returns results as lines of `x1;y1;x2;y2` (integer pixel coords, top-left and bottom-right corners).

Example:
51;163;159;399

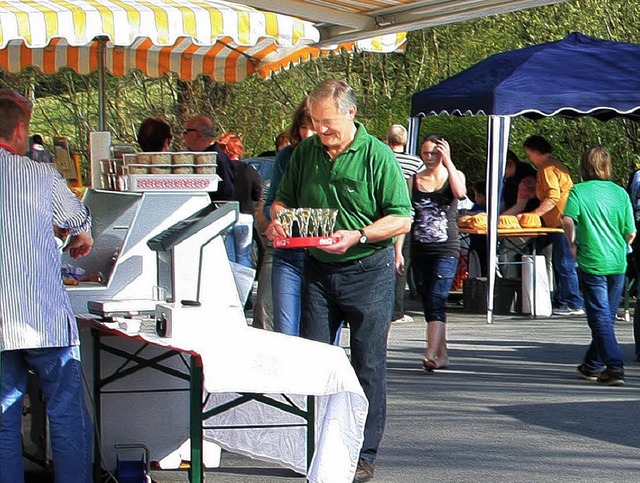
563;145;635;386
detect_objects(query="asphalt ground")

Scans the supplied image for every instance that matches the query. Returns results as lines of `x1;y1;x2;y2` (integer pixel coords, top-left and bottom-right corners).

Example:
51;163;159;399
27;294;640;482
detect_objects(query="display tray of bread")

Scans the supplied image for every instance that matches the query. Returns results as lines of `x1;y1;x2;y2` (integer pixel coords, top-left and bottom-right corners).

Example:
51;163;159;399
498;215;521;230
519;212;542;228
469;213;488;230
457;213;488;229
459;212;559;234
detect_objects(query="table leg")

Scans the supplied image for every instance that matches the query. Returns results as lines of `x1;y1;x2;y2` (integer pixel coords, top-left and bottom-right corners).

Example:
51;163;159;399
532;244;537;318
306;395;315;473
189;356;204;483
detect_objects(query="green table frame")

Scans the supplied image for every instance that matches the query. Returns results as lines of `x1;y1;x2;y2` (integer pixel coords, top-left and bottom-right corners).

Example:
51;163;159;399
87;322;315;483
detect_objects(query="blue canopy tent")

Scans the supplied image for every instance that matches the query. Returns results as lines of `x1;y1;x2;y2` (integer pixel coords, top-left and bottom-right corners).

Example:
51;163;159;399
408;32;640;323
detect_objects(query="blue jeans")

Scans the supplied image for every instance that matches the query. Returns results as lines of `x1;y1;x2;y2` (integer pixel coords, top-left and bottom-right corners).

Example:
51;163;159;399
224;215;254;269
549;232;583;310
579;271;625;372
0;346;92;483
301;247;395;463
272;248;305;336
411;254;458;322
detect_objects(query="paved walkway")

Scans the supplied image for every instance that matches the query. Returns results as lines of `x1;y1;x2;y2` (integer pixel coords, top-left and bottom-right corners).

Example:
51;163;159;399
25;298;640;482
143;297;640;482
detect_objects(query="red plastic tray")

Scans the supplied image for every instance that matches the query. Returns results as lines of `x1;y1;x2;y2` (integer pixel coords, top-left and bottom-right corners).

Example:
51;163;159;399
273;236;335;248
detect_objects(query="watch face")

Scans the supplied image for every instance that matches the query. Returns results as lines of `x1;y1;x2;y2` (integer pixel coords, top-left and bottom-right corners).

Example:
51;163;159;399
360;235;367;244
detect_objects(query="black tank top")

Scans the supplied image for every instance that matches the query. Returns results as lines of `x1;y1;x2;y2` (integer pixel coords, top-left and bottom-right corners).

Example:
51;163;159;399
410;177;460;258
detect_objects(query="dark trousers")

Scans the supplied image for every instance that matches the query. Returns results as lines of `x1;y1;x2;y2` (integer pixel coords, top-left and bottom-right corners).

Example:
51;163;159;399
393;235;411;319
302;247;395;463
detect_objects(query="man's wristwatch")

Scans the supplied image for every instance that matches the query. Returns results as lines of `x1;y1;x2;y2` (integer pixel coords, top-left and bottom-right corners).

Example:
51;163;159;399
358;229;368;244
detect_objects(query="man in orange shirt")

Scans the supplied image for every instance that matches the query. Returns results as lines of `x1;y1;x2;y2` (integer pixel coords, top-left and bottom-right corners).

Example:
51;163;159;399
524;135;584;316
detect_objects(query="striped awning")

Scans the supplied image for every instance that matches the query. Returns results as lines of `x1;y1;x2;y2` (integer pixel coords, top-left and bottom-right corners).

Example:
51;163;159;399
258;33;407;79
0;0;323;82
0;0;406;82
0;31;406;82
0;0;319;49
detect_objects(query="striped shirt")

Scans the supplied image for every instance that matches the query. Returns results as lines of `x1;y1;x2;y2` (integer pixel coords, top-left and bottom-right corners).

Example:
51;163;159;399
394;152;425;179
0;149;91;351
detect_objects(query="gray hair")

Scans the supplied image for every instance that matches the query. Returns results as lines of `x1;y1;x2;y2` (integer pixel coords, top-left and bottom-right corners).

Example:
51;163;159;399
188;115;217;138
308;79;357;114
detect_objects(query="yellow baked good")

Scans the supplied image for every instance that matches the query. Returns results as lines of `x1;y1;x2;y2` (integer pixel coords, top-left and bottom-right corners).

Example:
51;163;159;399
457;215;473;228
498;215;520;230
519;213;542;228
469;213;487;230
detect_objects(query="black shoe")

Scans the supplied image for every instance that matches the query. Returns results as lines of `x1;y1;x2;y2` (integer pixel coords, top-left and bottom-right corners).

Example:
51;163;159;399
354;458;375;483
597;368;625;386
576;364;600;382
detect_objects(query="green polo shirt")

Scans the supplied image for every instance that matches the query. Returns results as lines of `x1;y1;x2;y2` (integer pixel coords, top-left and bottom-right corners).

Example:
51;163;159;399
276;122;411;263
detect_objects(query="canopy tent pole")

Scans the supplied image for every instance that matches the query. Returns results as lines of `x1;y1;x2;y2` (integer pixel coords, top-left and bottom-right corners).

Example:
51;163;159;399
485;115;511;324
407;117;421;155
97;37;107;131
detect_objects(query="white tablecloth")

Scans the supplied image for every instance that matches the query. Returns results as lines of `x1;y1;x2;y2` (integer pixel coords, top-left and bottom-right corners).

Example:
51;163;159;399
92;309;368;483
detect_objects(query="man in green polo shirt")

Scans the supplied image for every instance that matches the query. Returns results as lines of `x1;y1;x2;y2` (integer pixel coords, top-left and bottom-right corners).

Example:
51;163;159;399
267;79;411;483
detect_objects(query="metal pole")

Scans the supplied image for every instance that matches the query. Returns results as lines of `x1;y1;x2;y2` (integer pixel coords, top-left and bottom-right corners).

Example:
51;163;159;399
97;37;107;131
406;116;421;155
486;115;511;324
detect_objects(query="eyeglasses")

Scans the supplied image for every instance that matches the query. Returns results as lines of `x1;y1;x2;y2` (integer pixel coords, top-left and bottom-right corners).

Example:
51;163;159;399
183;128;199;134
422;151;440;159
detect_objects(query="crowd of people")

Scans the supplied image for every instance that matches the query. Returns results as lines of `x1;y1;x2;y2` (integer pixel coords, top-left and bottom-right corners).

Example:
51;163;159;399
463;136;635;390
3;78;639;483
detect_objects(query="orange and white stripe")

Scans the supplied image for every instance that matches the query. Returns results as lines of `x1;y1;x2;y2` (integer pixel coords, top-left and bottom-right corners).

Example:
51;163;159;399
258;32;407;79
0;0;320;82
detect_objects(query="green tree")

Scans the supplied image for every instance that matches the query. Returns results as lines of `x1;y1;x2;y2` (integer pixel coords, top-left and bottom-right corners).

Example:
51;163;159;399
3;0;640;186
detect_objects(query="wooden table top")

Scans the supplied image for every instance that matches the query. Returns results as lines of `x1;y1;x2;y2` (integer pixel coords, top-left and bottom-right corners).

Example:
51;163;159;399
459;227;564;237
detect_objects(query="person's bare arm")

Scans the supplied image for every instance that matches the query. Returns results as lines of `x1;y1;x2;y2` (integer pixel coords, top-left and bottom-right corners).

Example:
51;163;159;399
532;197;556;217
532;169;561;218
255;200;269;234
561;216;577;259
438;139;467;199
502;199;529;216
394;233;406;276
626;232;636;246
